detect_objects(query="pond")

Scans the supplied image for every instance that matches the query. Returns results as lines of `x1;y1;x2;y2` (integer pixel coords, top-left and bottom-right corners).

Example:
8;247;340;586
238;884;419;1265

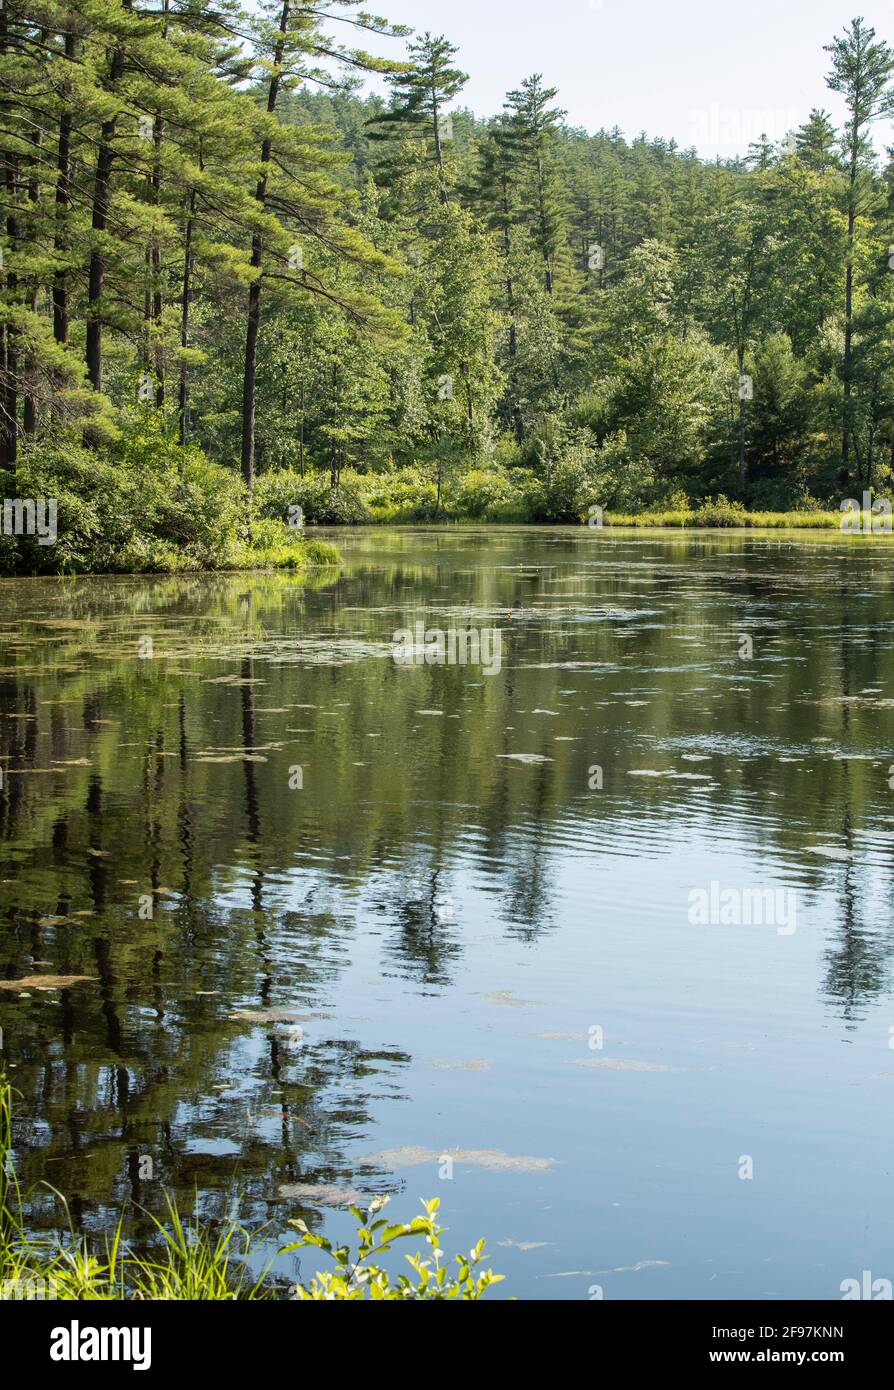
1;526;893;1300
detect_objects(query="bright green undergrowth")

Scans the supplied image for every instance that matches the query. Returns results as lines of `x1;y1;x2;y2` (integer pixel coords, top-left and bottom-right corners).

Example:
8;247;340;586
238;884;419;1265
253;466;880;532
0;1076;503;1301
604;506;843;529
0;417;342;576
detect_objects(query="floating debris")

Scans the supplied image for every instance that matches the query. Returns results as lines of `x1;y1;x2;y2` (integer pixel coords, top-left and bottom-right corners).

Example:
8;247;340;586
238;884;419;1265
428;1058;492;1072
359;1146;554;1174
567;1058;678;1073
279;1183;366;1207
0;974;96;992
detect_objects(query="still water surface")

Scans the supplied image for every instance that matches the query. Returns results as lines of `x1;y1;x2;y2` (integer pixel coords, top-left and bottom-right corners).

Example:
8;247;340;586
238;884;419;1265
2;527;894;1299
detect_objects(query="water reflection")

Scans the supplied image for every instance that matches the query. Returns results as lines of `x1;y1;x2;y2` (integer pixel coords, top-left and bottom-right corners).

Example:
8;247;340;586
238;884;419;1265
2;532;894;1297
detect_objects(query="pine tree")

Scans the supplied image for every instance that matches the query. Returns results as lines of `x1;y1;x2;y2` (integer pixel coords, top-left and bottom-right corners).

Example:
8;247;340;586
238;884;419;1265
368;32;467;205
795;109;841;173
825;17;894;483
503;75;567;295
239;0;404;492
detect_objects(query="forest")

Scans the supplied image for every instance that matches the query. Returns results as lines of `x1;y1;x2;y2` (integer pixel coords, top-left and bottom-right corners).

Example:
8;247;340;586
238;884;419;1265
2;2;894;570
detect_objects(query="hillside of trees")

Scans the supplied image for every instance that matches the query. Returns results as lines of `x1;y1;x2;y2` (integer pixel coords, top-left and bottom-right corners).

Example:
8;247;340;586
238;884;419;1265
2;2;894;566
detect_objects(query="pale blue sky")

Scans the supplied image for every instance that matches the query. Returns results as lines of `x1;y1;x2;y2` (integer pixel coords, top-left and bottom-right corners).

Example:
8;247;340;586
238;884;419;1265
357;0;894;158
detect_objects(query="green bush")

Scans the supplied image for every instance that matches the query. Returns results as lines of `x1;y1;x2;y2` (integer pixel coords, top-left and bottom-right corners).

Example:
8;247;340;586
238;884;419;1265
254;470;371;526
0;415;340;574
522;448;599;523
281;1197;504;1301
451;468;515;519
692;495;749;527
7;442;158;574
360;466;441;522
590;433;663;512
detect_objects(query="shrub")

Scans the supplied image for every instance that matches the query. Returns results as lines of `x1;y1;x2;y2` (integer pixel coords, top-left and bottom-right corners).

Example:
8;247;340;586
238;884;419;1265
451;469;514;519
8;442;158;574
359;466;441;522
281;1197;504;1301
254;470;371;526
1;416;337;574
524;447;599;523
692;495;749;527
230;519;340;569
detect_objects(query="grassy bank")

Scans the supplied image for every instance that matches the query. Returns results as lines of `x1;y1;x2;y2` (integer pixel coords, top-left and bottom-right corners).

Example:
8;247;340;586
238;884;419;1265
255;468;869;532
602;508;842;529
3;422;876;579
0;1077;503;1301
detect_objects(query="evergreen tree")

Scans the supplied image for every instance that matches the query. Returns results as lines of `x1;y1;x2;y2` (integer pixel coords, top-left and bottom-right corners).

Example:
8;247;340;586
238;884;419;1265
368;32;468;204
825;17;894;483
795;108;841;173
238;0;404;490
503;75;567;294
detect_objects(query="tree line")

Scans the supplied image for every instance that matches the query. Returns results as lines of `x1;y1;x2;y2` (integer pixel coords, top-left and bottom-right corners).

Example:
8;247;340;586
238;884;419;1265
3;3;894;523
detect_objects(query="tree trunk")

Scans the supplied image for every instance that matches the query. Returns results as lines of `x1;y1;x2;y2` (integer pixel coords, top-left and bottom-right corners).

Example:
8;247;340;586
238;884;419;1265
240;0;290;493
23;105;42;437
299;384;305;476
86;18;128;394
52;32;76;349
737;355;747;486
841;124;858;484
151;111;165;408
0;0;16;472
178;189;195;448
151;0;169;410
537;157;553;294
2;150;19;469
432;86;448;206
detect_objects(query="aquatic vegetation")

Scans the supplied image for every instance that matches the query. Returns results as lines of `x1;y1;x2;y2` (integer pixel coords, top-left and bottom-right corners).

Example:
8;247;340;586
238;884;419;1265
0;1077;504;1302
358;1147;555;1174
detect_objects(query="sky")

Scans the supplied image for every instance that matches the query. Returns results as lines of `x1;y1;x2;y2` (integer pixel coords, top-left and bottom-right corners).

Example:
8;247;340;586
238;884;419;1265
354;0;894;159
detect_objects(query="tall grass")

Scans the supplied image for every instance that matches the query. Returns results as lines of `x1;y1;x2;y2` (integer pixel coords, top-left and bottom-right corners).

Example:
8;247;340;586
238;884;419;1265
604;509;844;529
0;1074;504;1301
0;1074;269;1300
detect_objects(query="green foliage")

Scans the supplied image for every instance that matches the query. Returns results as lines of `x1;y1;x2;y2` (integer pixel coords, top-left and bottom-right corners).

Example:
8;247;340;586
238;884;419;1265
452;468;516;518
281;1196;505;1301
1;1075;503;1302
691;496;750;527
1;419;340;574
360;466;441;521
5;6;894;552
251;460;848;530
254;470;372;526
606;503;841;529
521;447;600;522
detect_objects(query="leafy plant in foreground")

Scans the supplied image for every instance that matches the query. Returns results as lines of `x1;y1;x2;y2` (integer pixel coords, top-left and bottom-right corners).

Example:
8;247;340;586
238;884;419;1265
2;1076;504;1301
281;1196;505;1300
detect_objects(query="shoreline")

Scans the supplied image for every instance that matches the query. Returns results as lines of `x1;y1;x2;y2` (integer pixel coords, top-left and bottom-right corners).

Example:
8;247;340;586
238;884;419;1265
2;518;891;579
